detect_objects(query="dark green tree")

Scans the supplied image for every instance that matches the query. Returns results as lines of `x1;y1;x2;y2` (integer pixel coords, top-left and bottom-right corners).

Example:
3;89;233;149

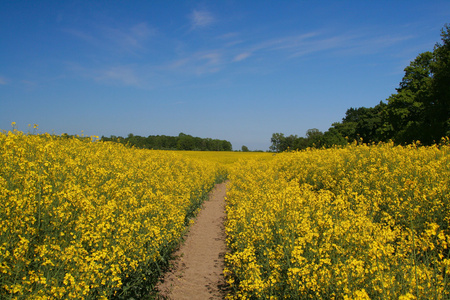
270;133;286;152
381;25;450;144
306;128;323;147
332;103;386;143
429;24;450;139
382;52;434;144
292;136;308;150
177;133;195;150
270;133;300;152
322;127;347;147
221;140;233;151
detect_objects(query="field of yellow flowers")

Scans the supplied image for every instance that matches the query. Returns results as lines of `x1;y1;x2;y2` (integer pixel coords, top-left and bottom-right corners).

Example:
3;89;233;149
2;125;450;299
0;128;222;299
225;141;450;299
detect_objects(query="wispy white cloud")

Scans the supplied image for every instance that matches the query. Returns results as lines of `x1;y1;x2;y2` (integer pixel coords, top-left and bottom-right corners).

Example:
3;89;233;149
289;35;353;57
96;66;141;86
20;80;39;89
63;25;414;89
169;58;190;69
258;32;321;51
67;62;147;87
227;30;413;62
0;76;7;85
167;51;223;75
216;32;244;47
225;40;244;47
233;52;251;62
63;22;156;54
102;22;156;52
218;32;239;40
340;34;415;56
62;28;104;47
240;31;348;58
200;52;221;65
189;9;215;29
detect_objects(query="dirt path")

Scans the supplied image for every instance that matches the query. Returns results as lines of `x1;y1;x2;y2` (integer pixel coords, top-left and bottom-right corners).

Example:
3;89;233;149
157;182;228;299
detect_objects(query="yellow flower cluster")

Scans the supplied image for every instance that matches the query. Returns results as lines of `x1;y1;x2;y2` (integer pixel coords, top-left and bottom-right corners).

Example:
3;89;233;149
225;141;450;299
179;150;273;181
0;129;219;299
179;150;273;165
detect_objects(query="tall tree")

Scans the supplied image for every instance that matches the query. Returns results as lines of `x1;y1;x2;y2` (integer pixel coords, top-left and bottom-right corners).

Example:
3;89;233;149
331;103;386;143
322;127;347;147
430;24;450;140
306;128;324;147
383;52;434;144
270;133;286;152
382;25;450;144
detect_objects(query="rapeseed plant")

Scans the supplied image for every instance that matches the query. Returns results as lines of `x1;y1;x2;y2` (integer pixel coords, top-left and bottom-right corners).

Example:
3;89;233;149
3;126;449;299
0;128;220;299
225;142;450;299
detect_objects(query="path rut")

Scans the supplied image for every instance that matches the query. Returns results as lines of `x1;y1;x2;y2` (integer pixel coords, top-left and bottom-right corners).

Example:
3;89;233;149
157;182;228;299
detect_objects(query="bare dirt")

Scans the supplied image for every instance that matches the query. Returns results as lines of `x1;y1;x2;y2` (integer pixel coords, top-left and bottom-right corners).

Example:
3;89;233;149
157;182;228;299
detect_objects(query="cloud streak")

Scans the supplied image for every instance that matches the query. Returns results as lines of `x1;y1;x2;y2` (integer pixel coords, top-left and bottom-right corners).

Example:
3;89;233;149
228;30;414;63
189;10;215;29
64;25;414;89
233;52;251;62
168;51;224;75
63;22;156;55
96;66;142;86
67;62;148;88
102;22;156;53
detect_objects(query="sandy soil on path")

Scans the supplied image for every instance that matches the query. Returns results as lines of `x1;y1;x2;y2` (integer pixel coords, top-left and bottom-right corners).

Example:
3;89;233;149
157;182;228;299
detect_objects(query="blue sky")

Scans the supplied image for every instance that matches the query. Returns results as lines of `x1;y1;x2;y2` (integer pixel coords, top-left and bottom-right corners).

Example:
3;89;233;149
1;1;449;150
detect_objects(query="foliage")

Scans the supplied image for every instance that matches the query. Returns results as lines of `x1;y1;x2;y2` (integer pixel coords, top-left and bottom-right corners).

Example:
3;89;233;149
332;102;386;143
101;132;232;151
381;51;434;144
225;141;450;299
269;128;346;152
430;25;450;139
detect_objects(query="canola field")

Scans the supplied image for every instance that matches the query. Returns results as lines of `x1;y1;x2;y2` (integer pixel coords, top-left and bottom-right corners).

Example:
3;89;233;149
225;141;450;299
1;127;450;299
0;129;222;299
179;150;273;165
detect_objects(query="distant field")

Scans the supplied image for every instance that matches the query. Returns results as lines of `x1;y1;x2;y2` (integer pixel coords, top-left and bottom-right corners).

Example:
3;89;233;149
176;150;274;164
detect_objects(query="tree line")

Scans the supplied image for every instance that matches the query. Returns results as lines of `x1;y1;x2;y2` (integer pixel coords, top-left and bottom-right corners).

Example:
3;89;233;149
101;132;232;151
271;25;450;152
